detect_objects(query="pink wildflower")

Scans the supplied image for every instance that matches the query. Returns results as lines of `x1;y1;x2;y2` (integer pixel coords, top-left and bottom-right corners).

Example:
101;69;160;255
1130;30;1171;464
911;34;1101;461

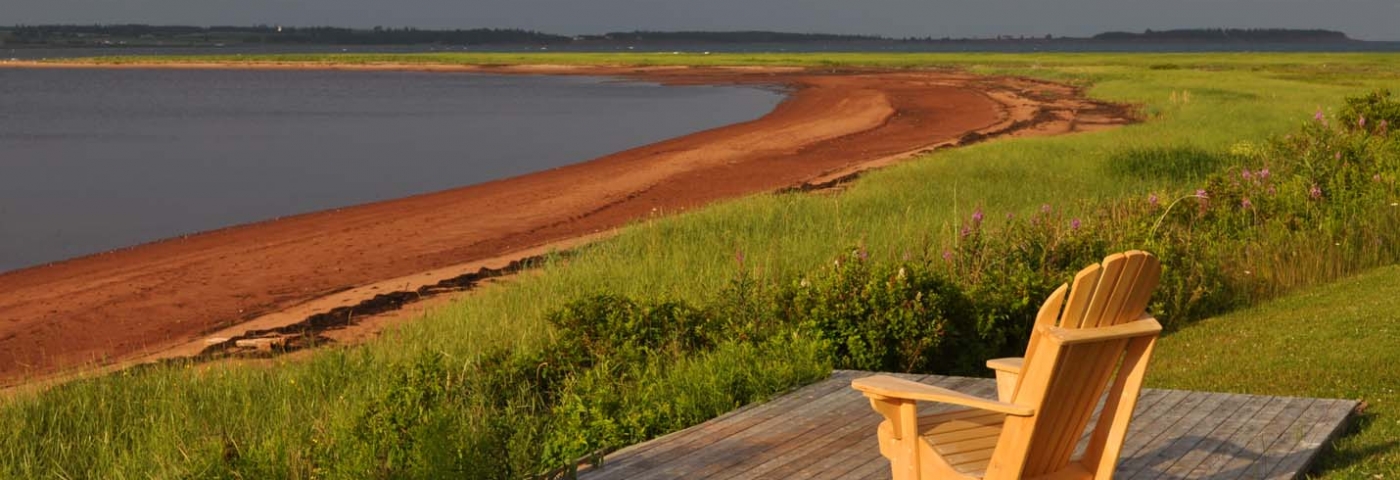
1041;204;1052;214
1241;197;1253;209
1241;169;1252;181
1258;168;1270;180
942;250;953;262
1148;193;1160;207
1309;184;1323;200
971;208;984;225
1070;218;1082;230
1359;115;1367;128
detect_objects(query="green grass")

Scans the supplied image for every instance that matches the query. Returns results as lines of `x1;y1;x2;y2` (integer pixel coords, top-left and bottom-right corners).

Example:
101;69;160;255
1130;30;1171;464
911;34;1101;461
4;53;1400;477
1151;265;1400;478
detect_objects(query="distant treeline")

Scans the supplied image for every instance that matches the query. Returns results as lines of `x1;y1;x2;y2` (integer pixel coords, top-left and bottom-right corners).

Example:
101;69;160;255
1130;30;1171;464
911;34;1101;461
586;30;884;43
1091;28;1351;42
0;24;571;46
0;24;1358;48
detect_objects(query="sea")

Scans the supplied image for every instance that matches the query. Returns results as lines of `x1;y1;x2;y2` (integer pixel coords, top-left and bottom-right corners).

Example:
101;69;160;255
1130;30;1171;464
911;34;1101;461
0;67;784;273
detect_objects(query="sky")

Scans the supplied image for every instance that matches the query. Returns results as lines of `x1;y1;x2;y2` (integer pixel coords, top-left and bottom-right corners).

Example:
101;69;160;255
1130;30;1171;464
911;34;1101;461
6;0;1399;41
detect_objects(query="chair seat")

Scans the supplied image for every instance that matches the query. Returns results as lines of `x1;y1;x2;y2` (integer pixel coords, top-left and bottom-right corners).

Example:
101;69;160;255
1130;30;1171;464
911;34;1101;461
918;408;1007;477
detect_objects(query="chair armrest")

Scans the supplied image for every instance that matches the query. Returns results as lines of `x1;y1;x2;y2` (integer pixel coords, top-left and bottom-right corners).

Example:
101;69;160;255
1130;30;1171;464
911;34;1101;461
851;375;1035;417
986;357;1023;374
1046;316;1162;346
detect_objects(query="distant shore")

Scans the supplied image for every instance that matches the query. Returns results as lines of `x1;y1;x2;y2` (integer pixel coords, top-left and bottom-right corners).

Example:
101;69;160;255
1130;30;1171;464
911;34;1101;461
0;62;1133;387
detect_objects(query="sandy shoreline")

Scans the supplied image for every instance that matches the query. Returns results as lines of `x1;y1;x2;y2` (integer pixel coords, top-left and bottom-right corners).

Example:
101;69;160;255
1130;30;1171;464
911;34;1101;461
0;62;1133;387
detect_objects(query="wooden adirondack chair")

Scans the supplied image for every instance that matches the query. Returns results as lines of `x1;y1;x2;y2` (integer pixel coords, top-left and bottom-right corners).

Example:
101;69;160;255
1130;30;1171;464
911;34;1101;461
852;250;1162;480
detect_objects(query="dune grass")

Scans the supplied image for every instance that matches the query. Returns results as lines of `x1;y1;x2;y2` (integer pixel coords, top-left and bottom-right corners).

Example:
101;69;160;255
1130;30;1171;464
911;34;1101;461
1150;265;1400;478
3;53;1399;477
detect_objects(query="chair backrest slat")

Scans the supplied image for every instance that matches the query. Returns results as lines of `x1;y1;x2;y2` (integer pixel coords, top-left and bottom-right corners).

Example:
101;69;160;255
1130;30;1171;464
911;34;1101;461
1058;263;1104;329
1121;256;1162;323
1094;252;1149;327
1015;283;1070;400
1077;252;1129;328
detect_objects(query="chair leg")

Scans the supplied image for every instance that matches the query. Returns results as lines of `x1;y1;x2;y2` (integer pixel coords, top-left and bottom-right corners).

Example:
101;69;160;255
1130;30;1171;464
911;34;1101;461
993;370;1020;403
866;394;921;480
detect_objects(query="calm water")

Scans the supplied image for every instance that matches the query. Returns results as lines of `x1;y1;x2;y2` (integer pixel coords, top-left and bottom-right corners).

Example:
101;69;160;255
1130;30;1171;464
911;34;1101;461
0;68;783;272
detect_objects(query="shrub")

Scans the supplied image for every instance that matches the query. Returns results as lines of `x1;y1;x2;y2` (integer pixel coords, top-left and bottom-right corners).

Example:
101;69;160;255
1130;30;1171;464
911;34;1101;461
780;252;970;373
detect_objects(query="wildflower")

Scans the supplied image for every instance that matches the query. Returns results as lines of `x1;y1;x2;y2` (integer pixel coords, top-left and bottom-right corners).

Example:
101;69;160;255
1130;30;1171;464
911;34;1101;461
1309;184;1323;200
1359;115;1367;128
1006;212;1015;220
1313;108;1325;122
1381;119;1390;134
942;250;954;262
1070;218;1082;230
1041;204;1052;214
1241;168;1252;181
1241;197;1253;209
971;208;984;225
1335;152;1342;161
857;247;868;261
1148;193;1160;207
1258;168;1270;180
1196;189;1209;199
960;226;972;238
1375;174;1383;182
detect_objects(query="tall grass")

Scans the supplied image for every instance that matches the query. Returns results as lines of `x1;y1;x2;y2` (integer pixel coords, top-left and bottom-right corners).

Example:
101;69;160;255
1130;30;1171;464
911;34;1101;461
4;53;1400;478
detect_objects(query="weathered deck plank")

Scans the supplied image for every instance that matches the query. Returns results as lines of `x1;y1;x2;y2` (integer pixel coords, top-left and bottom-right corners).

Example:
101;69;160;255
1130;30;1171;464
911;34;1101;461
580;371;1356;480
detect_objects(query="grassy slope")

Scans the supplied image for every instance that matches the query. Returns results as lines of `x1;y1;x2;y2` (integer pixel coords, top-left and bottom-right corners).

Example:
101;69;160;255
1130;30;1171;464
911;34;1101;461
1151;265;1400;478
4;53;1400;477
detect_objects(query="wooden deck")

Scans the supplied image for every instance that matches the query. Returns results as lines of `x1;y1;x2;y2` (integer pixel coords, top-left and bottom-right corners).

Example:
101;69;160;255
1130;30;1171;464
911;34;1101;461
579;370;1357;479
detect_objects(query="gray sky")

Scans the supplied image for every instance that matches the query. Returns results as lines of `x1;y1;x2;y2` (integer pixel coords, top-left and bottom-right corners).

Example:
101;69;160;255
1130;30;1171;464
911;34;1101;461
7;0;1399;41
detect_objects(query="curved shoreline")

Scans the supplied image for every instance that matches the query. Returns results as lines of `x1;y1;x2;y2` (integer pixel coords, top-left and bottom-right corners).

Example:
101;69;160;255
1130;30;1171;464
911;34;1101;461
0;63;1133;387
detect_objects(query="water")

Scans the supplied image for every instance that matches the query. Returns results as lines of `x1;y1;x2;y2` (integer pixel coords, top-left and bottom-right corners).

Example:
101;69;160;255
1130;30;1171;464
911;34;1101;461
0;68;784;273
